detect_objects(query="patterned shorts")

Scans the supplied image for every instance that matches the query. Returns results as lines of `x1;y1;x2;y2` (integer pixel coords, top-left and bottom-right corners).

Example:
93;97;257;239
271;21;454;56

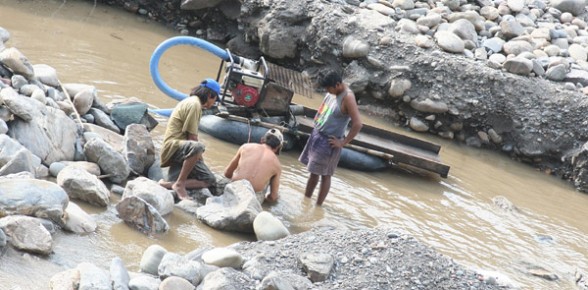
299;129;341;176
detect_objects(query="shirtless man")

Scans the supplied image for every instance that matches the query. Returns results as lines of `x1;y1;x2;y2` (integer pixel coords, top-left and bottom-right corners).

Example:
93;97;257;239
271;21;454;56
224;129;283;202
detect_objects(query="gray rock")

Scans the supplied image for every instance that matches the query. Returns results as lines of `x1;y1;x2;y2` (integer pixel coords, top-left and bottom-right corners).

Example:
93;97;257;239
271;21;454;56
550;0;586;15
49;269;80;290
202;248;244;269
140;244;168;275
409;117;429;132
503;57;533;75
198;267;254;289
158;277;193;289
122;177;174;216
83;137;130;184
500;19;525;40
0;48;34;78
0;215;53;255
57;165;110;207
410;98;449;113
388;78;412;98
158;253;203;286
545;64;568;81
503;40;533;55
434;31;465;53
63;201;97;233
123;124;155;176
196;180;262;233
0;178;68;224
448;18;478;43
77;262;111;290
564;69;588;86
259;271;313;290
110;257;130;290
128;275;160;290
32;64;60;87
6;98;78;164
298;252;334;282
89;108;120;134
115;196;169;233
73;89;95;116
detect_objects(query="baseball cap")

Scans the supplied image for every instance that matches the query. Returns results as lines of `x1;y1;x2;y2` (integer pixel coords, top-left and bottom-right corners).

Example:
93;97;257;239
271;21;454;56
264;128;284;154
201;78;221;96
264;128;284;143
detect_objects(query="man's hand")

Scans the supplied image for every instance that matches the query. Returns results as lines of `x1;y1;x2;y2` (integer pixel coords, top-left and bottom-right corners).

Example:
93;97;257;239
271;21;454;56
328;136;344;148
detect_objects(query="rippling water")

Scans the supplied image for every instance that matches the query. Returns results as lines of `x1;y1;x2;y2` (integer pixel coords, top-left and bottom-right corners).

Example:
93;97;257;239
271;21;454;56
1;1;588;289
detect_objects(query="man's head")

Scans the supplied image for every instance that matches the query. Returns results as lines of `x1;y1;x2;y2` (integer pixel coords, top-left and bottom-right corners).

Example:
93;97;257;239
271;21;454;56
191;78;220;109
319;70;344;95
261;128;284;154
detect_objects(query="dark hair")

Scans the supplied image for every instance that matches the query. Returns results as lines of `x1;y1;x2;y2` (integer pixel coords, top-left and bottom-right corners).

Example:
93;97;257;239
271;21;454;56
190;85;217;104
319;70;342;88
264;135;282;149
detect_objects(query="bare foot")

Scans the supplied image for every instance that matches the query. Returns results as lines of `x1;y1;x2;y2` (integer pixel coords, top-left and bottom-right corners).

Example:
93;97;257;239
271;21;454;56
159;179;172;189
172;182;193;201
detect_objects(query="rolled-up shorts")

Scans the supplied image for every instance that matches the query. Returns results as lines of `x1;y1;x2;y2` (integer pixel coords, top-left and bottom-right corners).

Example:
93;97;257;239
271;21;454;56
166;141;216;187
299;128;341;176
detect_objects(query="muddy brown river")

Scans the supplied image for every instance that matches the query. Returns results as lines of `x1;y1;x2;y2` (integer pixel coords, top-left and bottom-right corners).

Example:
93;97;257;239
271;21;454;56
1;1;588;289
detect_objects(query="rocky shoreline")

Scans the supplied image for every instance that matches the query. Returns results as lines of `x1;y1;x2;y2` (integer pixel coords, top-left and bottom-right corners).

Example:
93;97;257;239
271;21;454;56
0;21;515;288
91;0;588;193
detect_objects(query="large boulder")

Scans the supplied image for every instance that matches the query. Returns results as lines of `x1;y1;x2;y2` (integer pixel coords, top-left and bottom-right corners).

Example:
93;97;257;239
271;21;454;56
122;177;174;216
0;215;53;255
115;196;169;233
0;178;68;224
56;165;110;207
3;87;78;164
83;137;130;184
123;124;155;176
196;180;262;233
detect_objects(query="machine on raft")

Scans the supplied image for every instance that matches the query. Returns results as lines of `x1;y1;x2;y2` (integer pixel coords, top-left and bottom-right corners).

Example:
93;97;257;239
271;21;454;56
149;36;450;177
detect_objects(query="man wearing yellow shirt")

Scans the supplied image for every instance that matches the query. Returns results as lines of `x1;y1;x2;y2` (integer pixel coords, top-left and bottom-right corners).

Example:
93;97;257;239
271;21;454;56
159;78;220;200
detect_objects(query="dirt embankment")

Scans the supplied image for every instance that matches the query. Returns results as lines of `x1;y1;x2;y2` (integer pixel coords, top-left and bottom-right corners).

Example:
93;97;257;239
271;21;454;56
92;0;588;192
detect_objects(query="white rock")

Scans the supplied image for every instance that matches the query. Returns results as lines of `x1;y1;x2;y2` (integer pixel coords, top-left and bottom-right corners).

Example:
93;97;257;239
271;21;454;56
63;201;97;233
569;43;587;62
202;248;244;269
253;211;290;241
507;0;525;12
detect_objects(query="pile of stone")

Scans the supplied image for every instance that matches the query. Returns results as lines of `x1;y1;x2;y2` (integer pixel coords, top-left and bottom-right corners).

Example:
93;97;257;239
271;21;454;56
361;0;588;89
0;25;289;283
47;227;507;289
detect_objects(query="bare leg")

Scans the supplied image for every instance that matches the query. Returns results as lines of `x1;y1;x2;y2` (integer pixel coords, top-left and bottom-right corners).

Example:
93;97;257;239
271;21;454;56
158;179;172;189
316;175;331;206
304;173;319;198
172;153;201;200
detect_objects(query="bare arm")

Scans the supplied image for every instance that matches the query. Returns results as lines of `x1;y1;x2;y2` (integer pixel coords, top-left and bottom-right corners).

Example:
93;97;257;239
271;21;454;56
224;147;242;179
187;133;198;141
331;92;363;148
265;168;281;202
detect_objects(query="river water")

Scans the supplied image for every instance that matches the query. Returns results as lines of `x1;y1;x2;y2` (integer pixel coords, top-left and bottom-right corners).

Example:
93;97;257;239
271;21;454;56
1;1;588;289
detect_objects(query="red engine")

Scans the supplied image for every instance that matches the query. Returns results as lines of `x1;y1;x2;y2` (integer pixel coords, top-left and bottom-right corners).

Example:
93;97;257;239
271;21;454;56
232;83;260;107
